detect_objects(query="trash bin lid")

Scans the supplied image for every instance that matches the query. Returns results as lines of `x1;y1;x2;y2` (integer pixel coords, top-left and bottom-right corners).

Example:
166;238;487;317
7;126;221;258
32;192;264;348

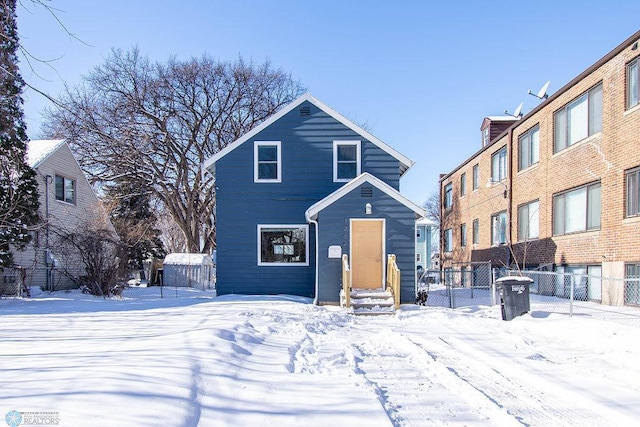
495;275;533;284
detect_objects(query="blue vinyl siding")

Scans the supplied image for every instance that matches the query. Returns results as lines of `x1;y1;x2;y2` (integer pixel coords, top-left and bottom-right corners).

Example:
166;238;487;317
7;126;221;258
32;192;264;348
215;100;405;298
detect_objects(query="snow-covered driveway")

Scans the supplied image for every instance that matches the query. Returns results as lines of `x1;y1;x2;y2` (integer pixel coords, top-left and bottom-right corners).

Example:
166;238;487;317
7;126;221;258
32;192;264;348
1;292;639;426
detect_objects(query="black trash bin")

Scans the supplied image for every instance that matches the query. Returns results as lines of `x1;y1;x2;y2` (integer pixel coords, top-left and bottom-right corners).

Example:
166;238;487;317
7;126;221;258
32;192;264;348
495;276;532;321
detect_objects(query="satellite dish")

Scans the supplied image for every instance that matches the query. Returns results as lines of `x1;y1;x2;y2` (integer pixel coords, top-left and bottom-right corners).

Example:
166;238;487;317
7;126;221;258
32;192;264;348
504;101;524;119
528;80;550;100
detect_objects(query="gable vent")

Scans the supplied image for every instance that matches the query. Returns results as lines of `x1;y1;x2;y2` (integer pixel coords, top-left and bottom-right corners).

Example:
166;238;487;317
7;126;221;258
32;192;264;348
300;106;311;116
361;186;373;198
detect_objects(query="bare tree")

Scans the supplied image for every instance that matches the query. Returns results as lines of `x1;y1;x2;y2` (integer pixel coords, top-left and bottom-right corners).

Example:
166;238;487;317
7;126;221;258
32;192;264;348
423;189;441;230
43;48;305;253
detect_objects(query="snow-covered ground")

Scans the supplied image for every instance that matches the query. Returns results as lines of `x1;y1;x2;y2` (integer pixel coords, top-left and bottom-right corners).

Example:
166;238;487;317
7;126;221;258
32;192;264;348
1;288;639;426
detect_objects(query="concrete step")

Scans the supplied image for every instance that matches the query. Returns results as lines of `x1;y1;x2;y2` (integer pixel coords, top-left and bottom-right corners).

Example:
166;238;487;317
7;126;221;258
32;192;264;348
350;288;395;315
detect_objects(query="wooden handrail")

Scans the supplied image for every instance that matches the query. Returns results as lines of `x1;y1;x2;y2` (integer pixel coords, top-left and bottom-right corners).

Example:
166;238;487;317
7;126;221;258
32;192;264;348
342;254;351;308
386;254;401;309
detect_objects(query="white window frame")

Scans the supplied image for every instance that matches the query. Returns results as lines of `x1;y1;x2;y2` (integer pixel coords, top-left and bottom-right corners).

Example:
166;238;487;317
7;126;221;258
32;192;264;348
626;166;640;218
491;146;507;182
554;83;603;153
518;125;540;171
472;218;479;245
254;141;281;183
491;211;507;246
472;164;479;190
416;228;422;239
553;182;601;235
416;253;422;263
627;57;640;110
257;224;309;266
333;140;361;182
517;200;540;242
54;174;75;205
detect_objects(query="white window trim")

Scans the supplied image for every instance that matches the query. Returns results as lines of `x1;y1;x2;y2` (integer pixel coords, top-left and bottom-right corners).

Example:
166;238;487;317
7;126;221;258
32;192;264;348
333;140;361;182
54;174;76;205
257;224;309;266
254;141;282;183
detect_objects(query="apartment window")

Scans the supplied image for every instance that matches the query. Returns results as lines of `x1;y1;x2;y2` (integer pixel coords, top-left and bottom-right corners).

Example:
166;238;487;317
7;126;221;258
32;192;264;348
416;253;422;263
333;141;361;182
472;218;479;244
626;166;640;217
460;223;467;247
553;182;601;235
491;211;507;246
626;263;640;305
517;200;540;241
55;175;75;204
472;164;479;190
518;125;540;171
482;127;489;146
491;146;507;182
255;141;281;182
444;183;453;209
444;228;453;252
554;83;603;153
460;173;466;197
258;225;308;265
628;57;640;110
416;228;422;239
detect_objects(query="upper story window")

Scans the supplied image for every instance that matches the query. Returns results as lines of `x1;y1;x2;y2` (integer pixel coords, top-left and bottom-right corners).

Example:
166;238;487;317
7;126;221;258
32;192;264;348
416;228;422;239
255;141;281;183
333;140;361;182
517;200;540;242
491;211;507;246
553;182;601;235
258;225;308;266
444;183;453;209
55;175;75;204
460;173;466;197
472;164;479;190
628;57;640;110
482;127;490;146
518;125;539;171
491;146;507;182
444;228;453;252
554;83;602;153
626;166;640;218
460;223;467;247
472;218;479;244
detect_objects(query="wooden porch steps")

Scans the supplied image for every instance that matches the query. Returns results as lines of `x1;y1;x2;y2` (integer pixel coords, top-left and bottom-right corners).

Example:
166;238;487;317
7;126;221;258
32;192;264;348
350;289;395;315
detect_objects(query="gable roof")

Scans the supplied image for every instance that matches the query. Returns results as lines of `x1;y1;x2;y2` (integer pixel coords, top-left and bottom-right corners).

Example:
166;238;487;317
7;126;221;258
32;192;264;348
305;172;426;221
26;139;66;168
202;93;414;177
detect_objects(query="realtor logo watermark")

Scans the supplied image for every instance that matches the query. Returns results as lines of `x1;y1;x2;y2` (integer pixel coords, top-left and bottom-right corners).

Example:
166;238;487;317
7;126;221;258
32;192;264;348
5;411;60;426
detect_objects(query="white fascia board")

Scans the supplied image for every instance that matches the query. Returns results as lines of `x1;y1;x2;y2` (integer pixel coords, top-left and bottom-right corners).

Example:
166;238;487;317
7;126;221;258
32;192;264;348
306;172;426;221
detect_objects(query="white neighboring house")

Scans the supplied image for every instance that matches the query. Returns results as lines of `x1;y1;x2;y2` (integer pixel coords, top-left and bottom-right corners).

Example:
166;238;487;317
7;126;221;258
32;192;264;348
12;139;113;290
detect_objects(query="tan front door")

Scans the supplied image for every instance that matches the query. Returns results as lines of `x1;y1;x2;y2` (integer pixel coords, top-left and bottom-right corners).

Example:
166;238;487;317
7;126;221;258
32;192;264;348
351;219;384;289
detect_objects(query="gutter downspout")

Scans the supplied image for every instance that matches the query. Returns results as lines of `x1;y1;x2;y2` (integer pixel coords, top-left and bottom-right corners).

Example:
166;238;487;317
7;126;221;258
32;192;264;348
507;127;514;269
307;216;319;305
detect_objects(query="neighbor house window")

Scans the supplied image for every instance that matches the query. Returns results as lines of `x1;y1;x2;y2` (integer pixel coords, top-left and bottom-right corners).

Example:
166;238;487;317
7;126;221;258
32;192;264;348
491;146;507;182
416;253;422;263
553;182;601;235
472;164;479;190
444;228;453;252
482;127;489;146
460;173;466;197
628;57;640;110
460;223;467;247
518;125;539;171
491;211;507;246
517;200;540;241
554;83;603;153
416;228;422;239
55;175;75;204
626;166;640;217
255;141;281;182
472;218;479;244
333;140;361;182
444;183;453;209
258;225;308;265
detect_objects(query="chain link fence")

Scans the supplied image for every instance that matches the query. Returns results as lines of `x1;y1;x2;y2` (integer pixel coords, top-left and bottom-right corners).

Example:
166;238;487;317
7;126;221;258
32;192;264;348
418;266;640;327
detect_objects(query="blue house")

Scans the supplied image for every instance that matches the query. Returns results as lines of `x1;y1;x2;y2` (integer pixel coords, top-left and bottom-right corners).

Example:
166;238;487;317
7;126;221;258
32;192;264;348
203;94;425;305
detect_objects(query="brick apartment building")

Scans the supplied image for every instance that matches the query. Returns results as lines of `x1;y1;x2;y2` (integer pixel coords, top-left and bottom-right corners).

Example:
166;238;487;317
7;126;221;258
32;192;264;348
439;30;640;307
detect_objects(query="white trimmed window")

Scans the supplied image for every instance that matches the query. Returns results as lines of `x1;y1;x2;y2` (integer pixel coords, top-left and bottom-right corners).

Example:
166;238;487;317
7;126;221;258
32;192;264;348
518;125;539;171
472;164;479;190
472;218;479;244
626;167;640;218
254;141;281;183
55;175;75;204
553;182;601;235
258;225;308;265
554;83;602;153
517;200;540;241
628;57;640;110
333;140;361;182
491;146;507;182
491;211;507;246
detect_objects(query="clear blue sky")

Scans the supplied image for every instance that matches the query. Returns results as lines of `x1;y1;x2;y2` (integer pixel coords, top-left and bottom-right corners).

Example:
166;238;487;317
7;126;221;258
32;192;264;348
16;0;640;204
